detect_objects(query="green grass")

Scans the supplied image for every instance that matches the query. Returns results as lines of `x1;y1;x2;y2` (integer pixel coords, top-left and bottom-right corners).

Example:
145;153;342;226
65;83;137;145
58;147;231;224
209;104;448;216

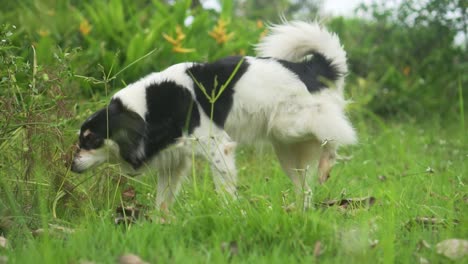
1;1;466;262
1;119;466;263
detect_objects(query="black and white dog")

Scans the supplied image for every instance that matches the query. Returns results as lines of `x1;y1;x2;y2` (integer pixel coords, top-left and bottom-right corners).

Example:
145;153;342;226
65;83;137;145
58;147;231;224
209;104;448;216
71;21;357;209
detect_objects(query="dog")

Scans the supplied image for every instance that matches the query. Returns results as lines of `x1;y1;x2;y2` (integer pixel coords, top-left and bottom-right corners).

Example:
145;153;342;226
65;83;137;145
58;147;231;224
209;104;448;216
71;21;357;210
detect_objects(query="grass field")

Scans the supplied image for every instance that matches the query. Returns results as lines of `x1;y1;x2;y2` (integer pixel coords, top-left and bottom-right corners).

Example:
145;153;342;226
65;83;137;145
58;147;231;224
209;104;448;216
1;116;466;263
1;1;466;262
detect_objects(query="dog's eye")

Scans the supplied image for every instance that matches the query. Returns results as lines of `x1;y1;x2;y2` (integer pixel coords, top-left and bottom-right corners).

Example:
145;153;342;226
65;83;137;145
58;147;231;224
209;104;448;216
80;132;103;149
84;133;95;140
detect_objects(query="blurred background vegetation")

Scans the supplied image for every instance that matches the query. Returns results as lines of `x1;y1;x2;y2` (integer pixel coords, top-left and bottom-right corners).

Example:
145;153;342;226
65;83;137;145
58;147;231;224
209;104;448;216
0;0;466;230
1;0;465;115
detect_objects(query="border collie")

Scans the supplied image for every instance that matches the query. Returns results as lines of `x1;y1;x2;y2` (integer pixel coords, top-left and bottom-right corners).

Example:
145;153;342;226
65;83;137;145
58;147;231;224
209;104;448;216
71;21;357;210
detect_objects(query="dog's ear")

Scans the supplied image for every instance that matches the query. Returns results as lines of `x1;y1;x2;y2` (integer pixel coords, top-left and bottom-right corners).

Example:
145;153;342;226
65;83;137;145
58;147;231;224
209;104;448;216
108;100;147;169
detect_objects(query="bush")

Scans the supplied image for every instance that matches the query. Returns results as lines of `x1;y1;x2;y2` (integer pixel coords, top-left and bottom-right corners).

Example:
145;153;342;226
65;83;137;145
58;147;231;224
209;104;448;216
0;23;78;230
328;0;467;116
3;0;264;96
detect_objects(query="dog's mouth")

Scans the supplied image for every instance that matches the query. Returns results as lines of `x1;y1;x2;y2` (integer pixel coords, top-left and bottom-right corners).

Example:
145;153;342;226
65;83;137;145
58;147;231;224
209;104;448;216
67;144;100;173
70;154;91;173
70;162;86;173
64;143;79;171
70;154;103;173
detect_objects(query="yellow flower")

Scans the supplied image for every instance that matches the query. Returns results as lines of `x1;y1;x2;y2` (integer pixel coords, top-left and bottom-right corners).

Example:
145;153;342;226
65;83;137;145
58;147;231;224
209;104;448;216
209;18;234;44
79;19;92;36
162;25;195;53
256;20;264;29
38;29;50;37
172;46;196;53
403;66;411;76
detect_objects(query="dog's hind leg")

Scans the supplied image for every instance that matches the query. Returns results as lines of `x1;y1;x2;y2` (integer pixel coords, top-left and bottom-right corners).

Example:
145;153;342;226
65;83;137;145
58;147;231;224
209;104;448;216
273;139;321;210
318;142;337;184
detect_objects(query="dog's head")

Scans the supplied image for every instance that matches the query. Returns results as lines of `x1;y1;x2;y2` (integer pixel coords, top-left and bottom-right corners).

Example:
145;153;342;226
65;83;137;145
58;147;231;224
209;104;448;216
71;98;146;174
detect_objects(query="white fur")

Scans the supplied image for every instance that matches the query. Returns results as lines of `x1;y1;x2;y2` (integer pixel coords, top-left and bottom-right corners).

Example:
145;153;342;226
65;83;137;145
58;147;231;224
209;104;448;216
72;140;120;171
256;21;348;93
224;57;356;145
112;63;196;115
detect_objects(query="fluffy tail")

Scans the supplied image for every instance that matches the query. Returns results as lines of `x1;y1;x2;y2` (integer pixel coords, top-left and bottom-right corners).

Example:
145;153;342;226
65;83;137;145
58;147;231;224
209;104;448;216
256;21;348;90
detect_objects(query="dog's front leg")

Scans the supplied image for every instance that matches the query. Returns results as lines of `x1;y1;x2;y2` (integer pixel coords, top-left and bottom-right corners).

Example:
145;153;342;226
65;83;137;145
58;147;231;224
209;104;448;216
211;140;238;199
198;136;238;200
155;155;191;210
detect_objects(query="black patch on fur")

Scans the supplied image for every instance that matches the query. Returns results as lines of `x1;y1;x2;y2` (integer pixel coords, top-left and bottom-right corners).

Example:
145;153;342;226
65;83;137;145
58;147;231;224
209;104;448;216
79;109;107;150
107;99;147;169
277;52;341;93
78;85;200;170
144;81;200;160
79;98;147;168
80;98;145;168
187;56;249;127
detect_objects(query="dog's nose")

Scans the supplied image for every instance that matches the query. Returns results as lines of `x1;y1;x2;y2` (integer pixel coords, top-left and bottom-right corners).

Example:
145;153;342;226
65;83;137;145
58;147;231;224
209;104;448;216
70;162;84;173
65;144;81;171
70;152;84;173
70;160;78;172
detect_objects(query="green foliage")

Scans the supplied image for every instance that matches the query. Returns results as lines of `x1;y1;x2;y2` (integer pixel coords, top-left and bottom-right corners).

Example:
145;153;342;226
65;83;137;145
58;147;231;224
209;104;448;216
3;0;264;96
233;0;322;22
0;1;466;262
2;120;467;263
0;23;80;233
329;0;467;116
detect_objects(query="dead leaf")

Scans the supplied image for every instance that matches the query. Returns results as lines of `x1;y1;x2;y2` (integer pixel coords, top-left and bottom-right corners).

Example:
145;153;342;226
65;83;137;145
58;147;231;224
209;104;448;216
378;175;387;181
114;206;141;225
313;241;323;257
32;224;75;237
321;196;376;209
436;239;468;260
122;187;136;201
425;167;435;173
32;228;45;237
414;217;445;225
416;240;431;251
0;236;6;248
221;241;239;256
282;203;296;213
48;224;74;234
369;239;379;248
429;191;449;201
405;217;458;229
118;254;148;264
416;255;430;264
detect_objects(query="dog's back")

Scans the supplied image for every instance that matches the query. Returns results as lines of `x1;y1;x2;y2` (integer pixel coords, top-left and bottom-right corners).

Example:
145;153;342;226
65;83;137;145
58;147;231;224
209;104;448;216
181;21;355;146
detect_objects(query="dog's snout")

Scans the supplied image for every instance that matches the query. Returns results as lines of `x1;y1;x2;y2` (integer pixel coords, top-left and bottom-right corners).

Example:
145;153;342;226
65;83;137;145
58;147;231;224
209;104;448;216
68;144;84;173
70;155;82;173
70;162;84;173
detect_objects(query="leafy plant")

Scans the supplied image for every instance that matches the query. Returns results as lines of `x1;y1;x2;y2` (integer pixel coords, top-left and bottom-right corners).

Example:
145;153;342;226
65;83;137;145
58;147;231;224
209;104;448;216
328;0;467;116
